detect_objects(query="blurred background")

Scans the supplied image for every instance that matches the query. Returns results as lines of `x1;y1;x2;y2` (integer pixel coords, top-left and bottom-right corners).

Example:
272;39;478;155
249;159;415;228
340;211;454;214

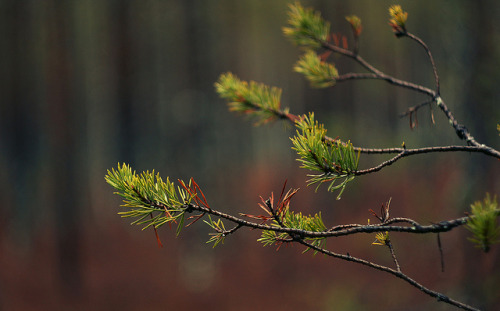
0;0;499;310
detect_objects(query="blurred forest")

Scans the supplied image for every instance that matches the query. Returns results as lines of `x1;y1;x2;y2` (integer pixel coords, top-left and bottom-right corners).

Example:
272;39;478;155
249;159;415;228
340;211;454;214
0;0;499;310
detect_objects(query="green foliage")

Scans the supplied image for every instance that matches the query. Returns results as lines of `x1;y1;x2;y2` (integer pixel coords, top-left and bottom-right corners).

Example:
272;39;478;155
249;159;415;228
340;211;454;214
204;215;227;248
282;2;329;49
466;194;500;252
372;231;390;246
258;206;327;254
291;113;360;199
388;5;408;36
294;50;339;88
105;163;189;233
345;15;362;37
214;72;288;125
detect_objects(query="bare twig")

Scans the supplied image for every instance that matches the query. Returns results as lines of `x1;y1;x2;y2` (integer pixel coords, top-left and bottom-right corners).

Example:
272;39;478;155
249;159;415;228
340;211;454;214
437;233;445;273
386;240;401;272
296;239;479;311
354;145;500;175
335;72;434;96
355;150;406;175
434;96;494;151
399;99;434;118
404;32;440;94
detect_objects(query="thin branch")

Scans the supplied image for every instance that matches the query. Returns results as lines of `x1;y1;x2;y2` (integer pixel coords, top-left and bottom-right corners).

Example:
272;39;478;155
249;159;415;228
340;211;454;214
278;110;500;159
353;145;500;176
257;104;500;159
296;239;479;311
320;41;384;76
335;72;435;96
437;233;445;273
434;96;496;151
320;41;435;96
404;32;440;94
224;224;243;236
122;190;487;310
399;99;434;118
353;144;500;158
386;241;401;272
355;150;406;175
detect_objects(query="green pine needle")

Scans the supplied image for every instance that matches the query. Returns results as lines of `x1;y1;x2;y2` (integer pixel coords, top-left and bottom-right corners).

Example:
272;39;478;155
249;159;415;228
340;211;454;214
294;51;339;88
345;15;362;37
258;205;327;254
282;2;330;49
204;215;227;248
105;163;188;232
466;194;500;252
215;72;287;125
290;113;360;199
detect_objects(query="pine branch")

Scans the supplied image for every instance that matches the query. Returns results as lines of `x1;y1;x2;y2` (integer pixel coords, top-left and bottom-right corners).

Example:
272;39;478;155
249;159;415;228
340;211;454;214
291;113;360;198
281;3;498;155
270;108;500;159
335;71;434;96
387;240;401;272
105;166;486;240
106;162;497;310
106;3;500;310
214;72;292;125
282;2;330;49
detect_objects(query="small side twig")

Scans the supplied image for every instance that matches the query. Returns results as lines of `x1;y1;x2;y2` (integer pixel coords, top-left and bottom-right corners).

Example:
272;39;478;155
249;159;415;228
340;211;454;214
296;239;479;311
225;224;243;236
334;71;434;97
404;32;440;94
437;233;445;272
353;144;500;176
386;240;401;272
399;99;434;118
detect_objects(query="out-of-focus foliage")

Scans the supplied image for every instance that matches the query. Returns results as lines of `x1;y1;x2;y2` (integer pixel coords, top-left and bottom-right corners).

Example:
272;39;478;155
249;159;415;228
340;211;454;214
466;194;500;252
294;50;339;88
215;72;287;125
372;231;390;246
388;5;408;35
345;15;362;37
282;2;330;49
3;0;500;310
